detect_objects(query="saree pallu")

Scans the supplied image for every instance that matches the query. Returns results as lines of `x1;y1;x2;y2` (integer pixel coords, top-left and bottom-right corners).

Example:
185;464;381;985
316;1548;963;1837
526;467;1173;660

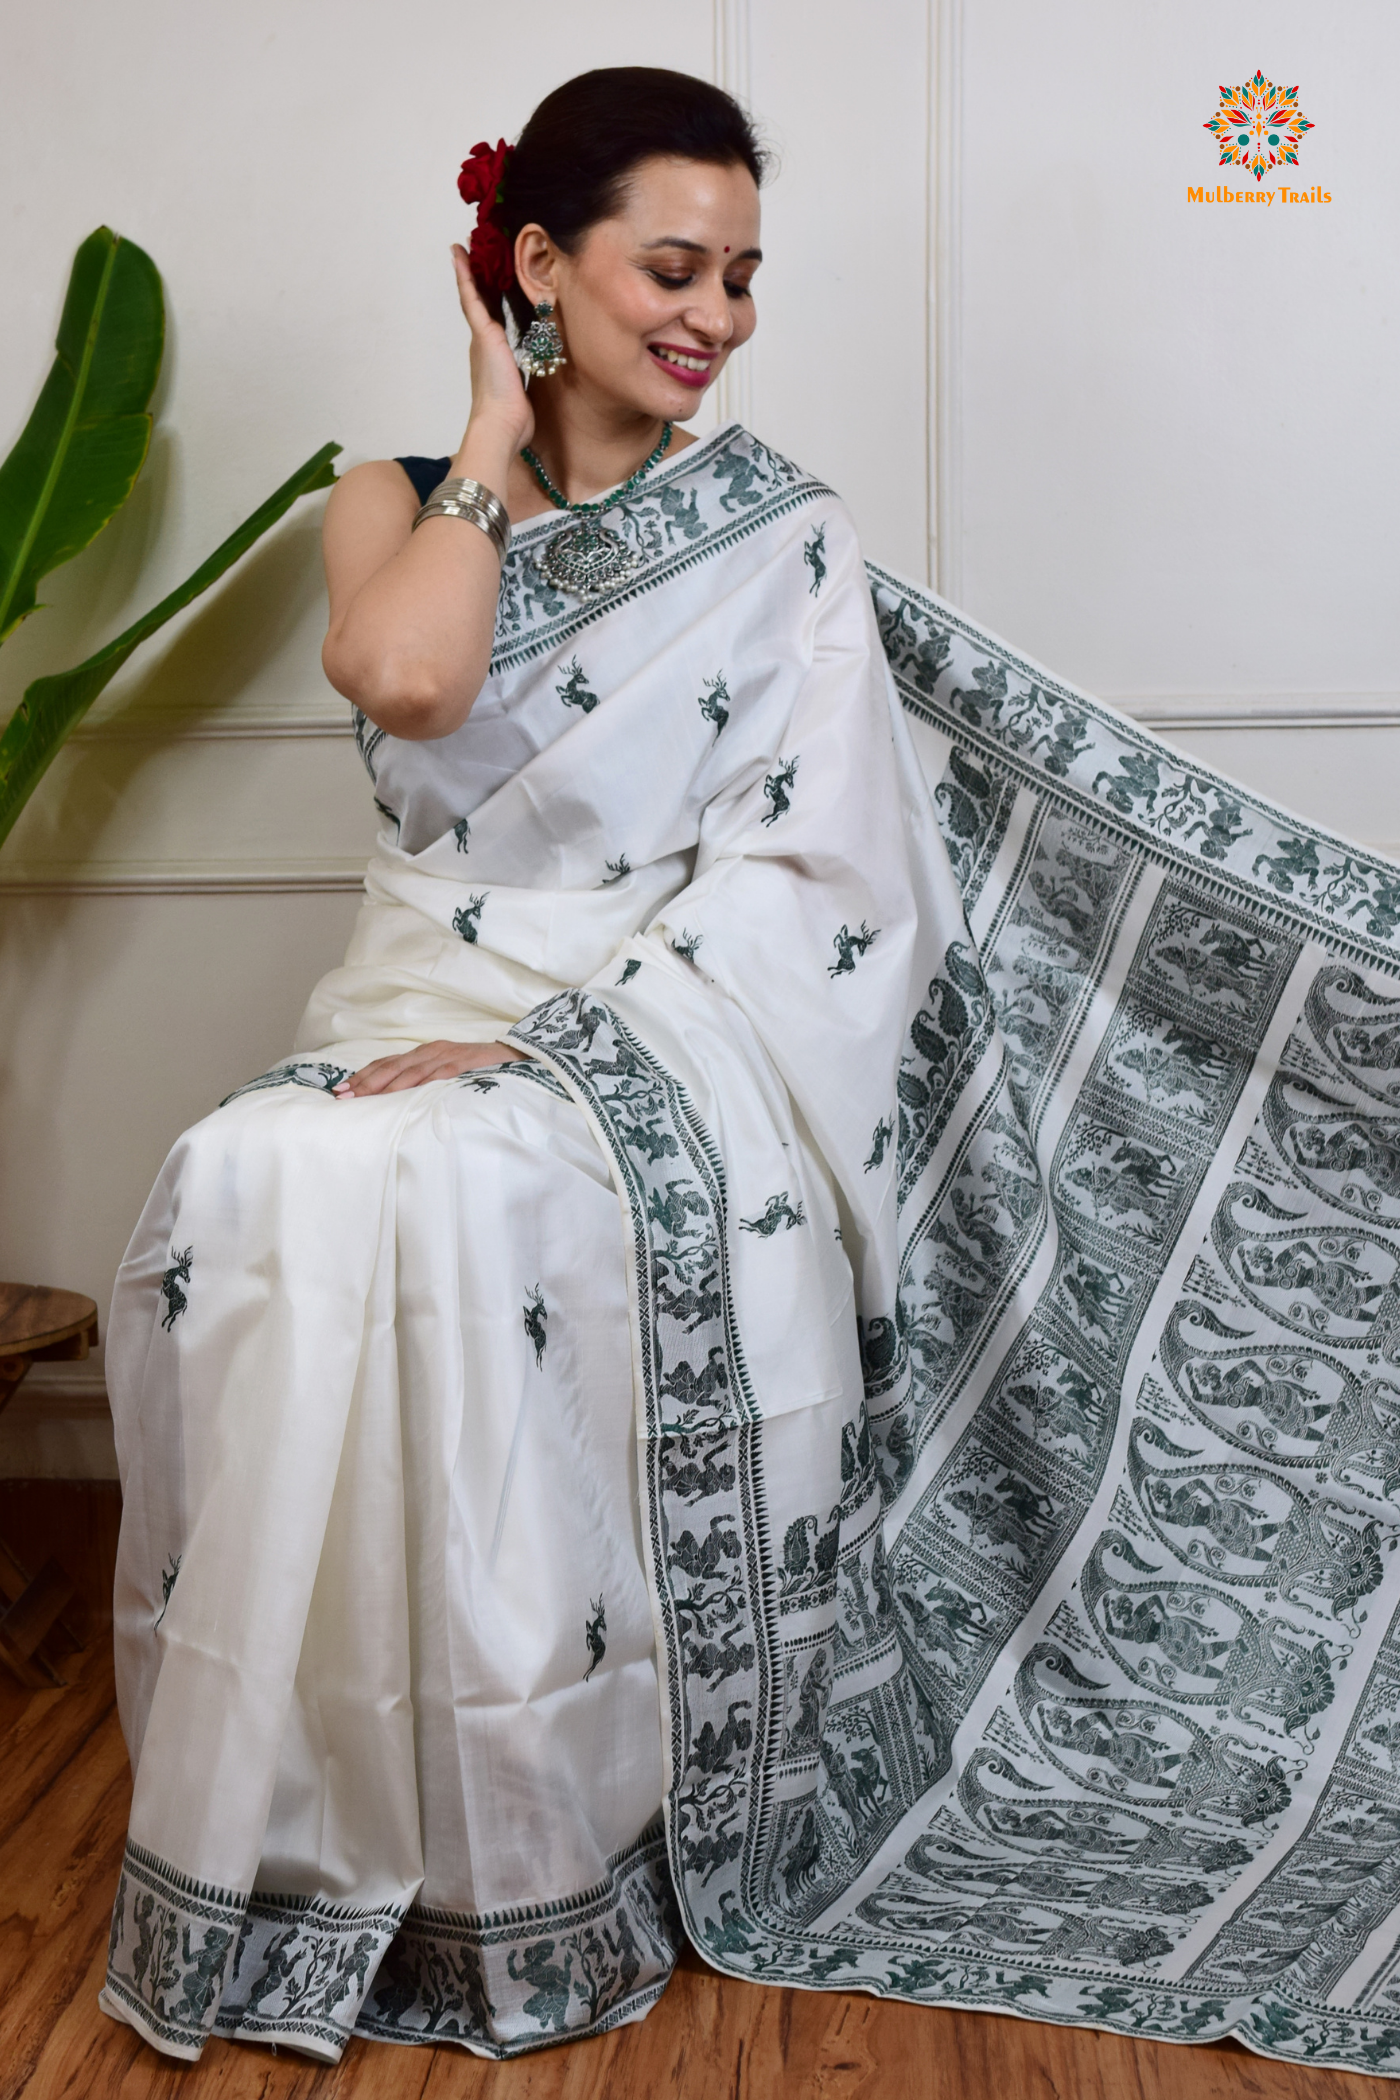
102;424;1400;2076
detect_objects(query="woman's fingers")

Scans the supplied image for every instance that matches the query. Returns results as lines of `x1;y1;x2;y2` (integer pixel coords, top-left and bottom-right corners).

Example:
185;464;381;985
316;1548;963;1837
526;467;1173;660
332;1054;414;1096
447;245;535;454
451;244;491;332
333;1041;526;1096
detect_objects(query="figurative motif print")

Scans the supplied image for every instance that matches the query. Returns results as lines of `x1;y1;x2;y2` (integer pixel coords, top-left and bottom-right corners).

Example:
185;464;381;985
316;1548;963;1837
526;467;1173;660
865;1118;895;1173
219;1061;350;1109
105;1829;676;2056
359;1824;677;2050
829;923;880;978
697;675;730;737
154;1553;181;1632
584;1597;607;1681
453;818;471;853
457;1062;569;1102
739;1194;806;1237
556;659;599;714
804;522;827;596
671;931;703;964
501;556;1400;2076
490;429;828;674
762;758;798;825
523;1287;548;1370
453;896;486;944
602;856;631;885
159;1249;192;1332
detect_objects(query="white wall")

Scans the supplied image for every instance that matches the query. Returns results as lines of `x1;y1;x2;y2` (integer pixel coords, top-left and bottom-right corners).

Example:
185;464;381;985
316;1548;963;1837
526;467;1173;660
944;0;1400;852
0;0;1393;1470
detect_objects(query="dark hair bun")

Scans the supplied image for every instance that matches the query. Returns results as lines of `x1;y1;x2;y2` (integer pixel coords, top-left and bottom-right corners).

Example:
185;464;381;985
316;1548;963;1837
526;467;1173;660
494;67;767;328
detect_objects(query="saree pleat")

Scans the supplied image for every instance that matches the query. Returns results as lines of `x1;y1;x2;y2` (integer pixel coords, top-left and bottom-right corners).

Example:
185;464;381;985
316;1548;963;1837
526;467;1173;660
101;424;1400;2075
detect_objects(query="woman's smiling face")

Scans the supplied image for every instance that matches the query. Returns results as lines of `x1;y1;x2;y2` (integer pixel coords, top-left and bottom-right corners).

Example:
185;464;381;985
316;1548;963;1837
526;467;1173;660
514;155;761;420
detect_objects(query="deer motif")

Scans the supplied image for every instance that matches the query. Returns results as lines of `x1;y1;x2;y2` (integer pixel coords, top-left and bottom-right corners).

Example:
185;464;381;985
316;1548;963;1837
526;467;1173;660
523;1286;547;1368
584;1596;607;1680
864;1116;895;1173
803;522;827;595
740;1192;806;1236
697;674;730;735
829;922;880;977
159;1247;193;1331
762;756;799;825
556;658;599;713
453;894;487;944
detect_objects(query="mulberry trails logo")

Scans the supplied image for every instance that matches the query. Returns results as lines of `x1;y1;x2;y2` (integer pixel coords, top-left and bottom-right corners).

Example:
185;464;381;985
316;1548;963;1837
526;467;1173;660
1191;69;1327;207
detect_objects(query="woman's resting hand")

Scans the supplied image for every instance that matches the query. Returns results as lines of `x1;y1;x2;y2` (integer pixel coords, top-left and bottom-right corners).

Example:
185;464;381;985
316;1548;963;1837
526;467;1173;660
333;1041;528;1097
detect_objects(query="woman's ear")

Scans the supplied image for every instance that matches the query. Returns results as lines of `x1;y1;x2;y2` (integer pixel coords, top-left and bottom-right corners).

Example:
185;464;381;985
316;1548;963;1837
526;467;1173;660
514;225;560;310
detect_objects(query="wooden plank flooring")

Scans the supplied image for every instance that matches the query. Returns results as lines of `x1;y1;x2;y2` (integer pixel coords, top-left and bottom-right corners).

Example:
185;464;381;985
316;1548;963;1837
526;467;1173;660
0;1488;1388;2097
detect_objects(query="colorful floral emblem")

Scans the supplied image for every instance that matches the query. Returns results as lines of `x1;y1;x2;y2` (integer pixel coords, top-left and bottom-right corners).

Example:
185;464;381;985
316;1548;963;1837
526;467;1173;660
1204;71;1313;185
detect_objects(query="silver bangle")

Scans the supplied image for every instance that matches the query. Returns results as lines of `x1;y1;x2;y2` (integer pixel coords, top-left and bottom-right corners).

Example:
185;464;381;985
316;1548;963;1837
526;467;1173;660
411;477;511;560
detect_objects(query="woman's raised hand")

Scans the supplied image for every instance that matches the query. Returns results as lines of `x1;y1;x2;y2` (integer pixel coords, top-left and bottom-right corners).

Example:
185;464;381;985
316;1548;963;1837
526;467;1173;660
451;244;534;455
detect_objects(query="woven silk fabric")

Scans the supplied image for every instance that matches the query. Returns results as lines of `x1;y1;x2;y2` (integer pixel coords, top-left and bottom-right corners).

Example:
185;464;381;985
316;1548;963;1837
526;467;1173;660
102;425;1400;2075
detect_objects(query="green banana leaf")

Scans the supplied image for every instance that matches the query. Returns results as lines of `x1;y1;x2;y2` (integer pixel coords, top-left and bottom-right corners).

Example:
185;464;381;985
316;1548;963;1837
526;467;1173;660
0;441;341;851
0;227;164;645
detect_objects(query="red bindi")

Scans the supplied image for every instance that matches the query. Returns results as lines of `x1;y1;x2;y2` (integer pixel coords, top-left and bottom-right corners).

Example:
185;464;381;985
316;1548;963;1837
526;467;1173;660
724;246;730;253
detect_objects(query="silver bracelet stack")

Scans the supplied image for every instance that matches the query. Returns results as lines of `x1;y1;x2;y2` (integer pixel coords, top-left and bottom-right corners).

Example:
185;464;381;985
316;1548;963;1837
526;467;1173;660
411;477;511;560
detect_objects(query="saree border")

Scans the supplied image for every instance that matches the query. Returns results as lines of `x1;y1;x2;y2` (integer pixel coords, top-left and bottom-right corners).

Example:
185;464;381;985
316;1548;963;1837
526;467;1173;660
489;425;835;675
104;1820;678;2061
872;564;1400;977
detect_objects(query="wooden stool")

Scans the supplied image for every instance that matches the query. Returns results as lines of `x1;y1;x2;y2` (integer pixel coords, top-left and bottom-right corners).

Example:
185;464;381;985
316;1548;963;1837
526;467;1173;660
0;1284;99;1687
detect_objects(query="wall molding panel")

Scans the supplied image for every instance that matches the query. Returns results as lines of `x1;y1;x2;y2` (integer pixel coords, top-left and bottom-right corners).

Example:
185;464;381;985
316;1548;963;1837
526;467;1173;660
0;859;368;896
931;0;963;601
71;709;353;743
1110;694;1400;731
711;0;755;436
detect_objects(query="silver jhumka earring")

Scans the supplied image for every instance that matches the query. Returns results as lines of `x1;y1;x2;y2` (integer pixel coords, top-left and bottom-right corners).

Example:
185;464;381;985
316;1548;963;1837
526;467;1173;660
517;301;566;380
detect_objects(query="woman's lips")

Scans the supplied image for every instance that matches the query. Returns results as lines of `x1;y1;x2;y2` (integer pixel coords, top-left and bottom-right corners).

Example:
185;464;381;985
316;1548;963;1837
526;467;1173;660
647;343;715;390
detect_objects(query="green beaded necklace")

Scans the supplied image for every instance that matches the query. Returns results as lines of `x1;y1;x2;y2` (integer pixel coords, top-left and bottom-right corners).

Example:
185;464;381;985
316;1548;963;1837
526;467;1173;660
521;422;673;597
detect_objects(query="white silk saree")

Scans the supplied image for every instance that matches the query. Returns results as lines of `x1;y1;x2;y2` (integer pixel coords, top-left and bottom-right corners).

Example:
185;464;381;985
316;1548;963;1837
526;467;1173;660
102;425;1400;2077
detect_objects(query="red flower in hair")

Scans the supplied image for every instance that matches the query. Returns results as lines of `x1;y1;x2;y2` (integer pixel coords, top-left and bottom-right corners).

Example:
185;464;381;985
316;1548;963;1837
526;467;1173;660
457;138;510;209
458;138;516;296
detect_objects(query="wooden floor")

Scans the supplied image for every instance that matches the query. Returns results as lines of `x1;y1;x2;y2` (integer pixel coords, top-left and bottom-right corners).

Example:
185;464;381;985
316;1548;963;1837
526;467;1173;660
0;1484;1390;2098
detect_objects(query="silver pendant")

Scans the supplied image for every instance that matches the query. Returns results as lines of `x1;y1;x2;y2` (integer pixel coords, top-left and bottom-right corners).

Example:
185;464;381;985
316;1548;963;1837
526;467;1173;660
536;519;639;597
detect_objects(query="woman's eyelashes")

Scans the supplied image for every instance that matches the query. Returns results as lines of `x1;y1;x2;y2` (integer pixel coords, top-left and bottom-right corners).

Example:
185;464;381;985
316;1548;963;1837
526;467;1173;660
647;269;753;299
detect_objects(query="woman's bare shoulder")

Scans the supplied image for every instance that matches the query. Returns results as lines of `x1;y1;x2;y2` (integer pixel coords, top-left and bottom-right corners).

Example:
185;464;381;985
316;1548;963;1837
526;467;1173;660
326;459;421;520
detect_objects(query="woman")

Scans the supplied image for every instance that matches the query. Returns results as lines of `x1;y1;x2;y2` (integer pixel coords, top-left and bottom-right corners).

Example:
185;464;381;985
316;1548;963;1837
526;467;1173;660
100;65;1400;2082
100;66;953;2061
